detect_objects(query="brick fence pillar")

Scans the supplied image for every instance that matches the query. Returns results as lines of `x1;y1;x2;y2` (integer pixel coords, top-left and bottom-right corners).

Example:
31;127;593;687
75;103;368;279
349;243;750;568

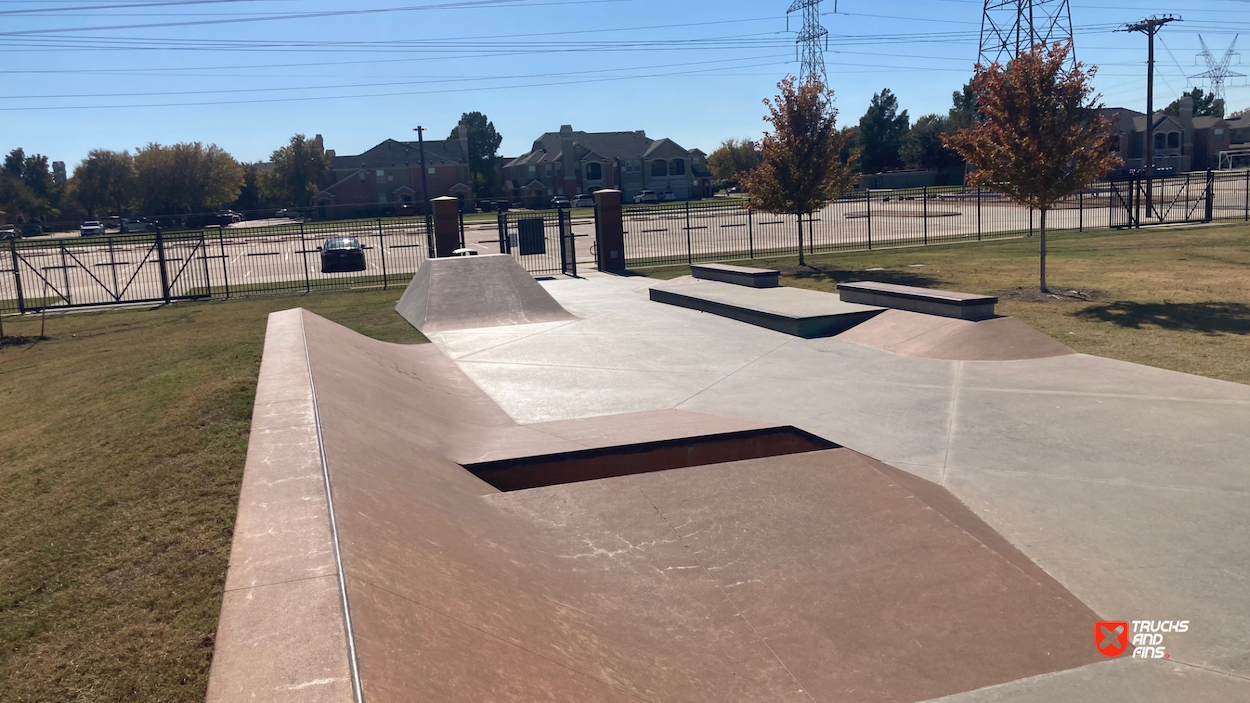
431;196;461;258
593;189;625;272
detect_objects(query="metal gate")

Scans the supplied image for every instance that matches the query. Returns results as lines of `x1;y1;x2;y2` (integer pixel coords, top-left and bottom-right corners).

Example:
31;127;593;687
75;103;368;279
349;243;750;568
1109;172;1216;229
6;230;211;312
497;209;577;277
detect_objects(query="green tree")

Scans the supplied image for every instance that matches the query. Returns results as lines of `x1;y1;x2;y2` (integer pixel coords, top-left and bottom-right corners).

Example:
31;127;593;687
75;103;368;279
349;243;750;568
450;112;502;199
234;163;267;212
134;142;243;215
742;76;857;266
944;41;1121;292
260;134;330;207
3;148;24;178
948;82;977;131
858;88;910;173
72;150;138;216
900;114;962;171
0;173;40;223
1164;87;1224;119
706;138;762;182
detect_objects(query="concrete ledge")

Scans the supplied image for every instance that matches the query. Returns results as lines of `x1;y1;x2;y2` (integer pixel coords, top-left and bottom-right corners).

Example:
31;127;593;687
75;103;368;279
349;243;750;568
838;281;997;321
691;263;780;288
650;278;885;338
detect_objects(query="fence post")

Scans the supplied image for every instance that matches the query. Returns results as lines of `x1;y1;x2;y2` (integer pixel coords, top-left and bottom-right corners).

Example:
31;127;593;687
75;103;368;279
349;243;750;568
923;186;928;245
1205;170;1215;223
497;212;508;254
458;210;466;250
152;229;170;304
107;236;120;301
747;203;755;259
976;187;982;240
200;232;211;299
8;237;24;313
299;222;311;293
60;240;73;305
1079;190;1084;232
1245;170;1249;221
685;201;692;265
1029;208;1034;237
866;190;872;250
218;228;230;299
378;218;388;289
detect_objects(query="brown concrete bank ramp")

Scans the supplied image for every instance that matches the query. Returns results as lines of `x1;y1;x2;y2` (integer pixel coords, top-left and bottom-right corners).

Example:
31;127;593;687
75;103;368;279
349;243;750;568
209;309;1102;703
836;309;1075;361
395;254;576;333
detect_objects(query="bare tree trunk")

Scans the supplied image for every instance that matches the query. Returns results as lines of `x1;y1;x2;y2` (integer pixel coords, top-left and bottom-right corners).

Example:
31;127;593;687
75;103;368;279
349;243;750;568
1039;206;1049;293
797;212;805;267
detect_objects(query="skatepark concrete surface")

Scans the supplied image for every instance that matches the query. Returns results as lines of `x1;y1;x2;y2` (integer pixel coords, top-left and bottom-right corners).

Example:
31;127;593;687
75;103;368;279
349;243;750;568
210;270;1250;701
395;254;576;333
836;309;1075;360
421;272;1250;699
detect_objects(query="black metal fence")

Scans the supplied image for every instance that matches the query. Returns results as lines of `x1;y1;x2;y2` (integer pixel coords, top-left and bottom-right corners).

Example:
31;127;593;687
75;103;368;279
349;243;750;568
496;209;577;277
622;171;1250;268
2;217;433;314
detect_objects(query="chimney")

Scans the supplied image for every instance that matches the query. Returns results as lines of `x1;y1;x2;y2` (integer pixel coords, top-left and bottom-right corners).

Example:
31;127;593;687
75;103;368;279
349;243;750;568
1180;95;1194;166
560;126;576;196
560;124;573;136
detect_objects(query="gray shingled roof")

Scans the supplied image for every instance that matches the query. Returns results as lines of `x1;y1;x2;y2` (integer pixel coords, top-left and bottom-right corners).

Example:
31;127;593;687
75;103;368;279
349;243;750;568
331;138;467;170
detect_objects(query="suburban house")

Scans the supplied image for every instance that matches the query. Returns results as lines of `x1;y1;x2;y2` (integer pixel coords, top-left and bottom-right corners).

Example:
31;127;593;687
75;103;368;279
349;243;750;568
503;126;714;207
1101;97;1249;173
313;125;481;218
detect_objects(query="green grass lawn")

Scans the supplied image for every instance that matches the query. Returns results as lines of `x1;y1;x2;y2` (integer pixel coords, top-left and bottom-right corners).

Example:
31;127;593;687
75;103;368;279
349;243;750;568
642;221;1250;385
0;290;424;702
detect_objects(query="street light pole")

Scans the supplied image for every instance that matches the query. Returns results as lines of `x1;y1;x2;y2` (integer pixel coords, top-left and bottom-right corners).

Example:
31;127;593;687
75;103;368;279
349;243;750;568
413;127;432;217
1123;15;1181;223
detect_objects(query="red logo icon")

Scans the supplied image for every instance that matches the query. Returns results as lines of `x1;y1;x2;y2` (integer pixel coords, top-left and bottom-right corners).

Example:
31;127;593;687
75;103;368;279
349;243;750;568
1096;621;1130;658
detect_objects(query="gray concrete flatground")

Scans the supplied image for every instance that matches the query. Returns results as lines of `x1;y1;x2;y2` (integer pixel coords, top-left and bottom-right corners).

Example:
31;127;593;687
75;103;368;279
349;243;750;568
426;272;1250;701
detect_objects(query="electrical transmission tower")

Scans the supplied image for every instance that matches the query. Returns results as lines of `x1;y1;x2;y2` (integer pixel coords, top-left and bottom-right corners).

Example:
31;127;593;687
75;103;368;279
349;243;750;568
787;0;832;85
1193;34;1243;104
979;0;1075;66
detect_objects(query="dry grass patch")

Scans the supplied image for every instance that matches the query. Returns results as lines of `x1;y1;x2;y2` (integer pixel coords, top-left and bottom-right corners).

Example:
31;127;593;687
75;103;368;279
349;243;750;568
0;290;424;702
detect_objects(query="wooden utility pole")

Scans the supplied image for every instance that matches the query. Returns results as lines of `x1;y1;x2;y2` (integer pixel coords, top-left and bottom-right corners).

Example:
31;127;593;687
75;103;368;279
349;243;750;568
1123;15;1181;222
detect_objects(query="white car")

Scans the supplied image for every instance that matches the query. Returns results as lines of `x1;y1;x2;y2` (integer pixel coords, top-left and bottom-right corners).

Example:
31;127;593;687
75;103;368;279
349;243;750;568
80;221;105;236
571;194;595;208
634;190;659;204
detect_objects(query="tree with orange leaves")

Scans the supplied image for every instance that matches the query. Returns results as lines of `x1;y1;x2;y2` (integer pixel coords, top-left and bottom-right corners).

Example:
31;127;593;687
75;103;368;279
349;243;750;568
944;41;1121;292
743;75;856;266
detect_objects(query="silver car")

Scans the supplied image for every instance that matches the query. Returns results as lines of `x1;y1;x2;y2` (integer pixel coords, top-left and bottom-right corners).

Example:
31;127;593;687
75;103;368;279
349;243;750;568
80;221;105;236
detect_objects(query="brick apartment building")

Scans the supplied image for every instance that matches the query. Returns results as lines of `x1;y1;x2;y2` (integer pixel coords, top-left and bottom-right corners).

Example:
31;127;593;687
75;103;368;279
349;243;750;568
313;124;481;218
1101;96;1249;173
503;125;713;207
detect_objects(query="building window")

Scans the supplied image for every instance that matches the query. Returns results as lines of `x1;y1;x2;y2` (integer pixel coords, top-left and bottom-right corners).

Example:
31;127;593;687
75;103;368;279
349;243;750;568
1168;132;1180;149
1155;133;1166;150
651;160;667;177
428;167;436;176
670;159;685;175
529;165;537;177
376;169;386;178
546;165;553;177
378;195;388;204
586;162;602;180
1215;128;1225;138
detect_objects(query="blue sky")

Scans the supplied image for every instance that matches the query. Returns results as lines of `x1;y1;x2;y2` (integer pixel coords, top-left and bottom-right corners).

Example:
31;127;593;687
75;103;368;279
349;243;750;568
1;0;1247;171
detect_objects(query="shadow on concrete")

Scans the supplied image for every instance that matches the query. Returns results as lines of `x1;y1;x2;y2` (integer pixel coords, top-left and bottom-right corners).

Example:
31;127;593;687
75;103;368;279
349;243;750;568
1076;301;1250;335
787;265;944;289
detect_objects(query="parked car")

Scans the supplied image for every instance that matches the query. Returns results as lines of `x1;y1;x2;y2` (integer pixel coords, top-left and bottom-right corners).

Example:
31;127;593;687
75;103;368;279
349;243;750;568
22;222;43;237
120;218;154;233
659;191;675;202
634;190;659;204
550;196;571;209
80;221;105;236
275;208;292;218
571;194;594;208
0;225;16;240
217;210;243;224
319;237;367;273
